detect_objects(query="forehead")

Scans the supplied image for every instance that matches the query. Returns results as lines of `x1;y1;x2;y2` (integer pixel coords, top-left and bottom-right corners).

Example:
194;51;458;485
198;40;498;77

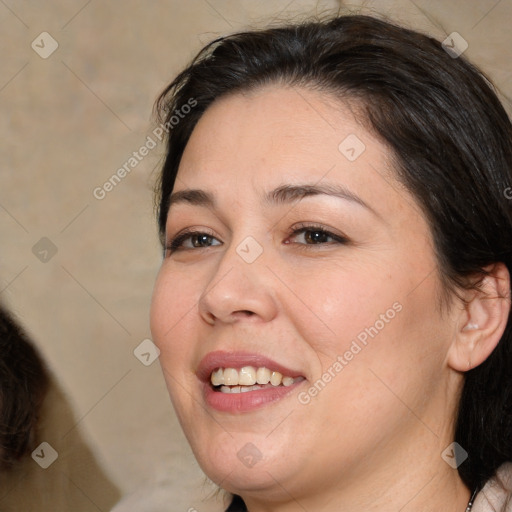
175;85;414;221
180;85;367;170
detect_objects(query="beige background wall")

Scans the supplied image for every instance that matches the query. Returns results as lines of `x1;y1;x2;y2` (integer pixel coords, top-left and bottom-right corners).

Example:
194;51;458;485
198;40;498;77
0;1;510;511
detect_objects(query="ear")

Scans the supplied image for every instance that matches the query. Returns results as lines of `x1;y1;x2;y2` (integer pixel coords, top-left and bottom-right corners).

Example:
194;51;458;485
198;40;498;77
447;263;511;372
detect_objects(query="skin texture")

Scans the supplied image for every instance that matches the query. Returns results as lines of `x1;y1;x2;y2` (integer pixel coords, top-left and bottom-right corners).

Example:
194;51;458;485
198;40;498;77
150;85;510;511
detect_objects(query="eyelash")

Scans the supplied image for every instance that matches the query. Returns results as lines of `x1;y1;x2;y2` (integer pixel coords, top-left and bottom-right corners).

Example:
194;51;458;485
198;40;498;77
165;223;349;255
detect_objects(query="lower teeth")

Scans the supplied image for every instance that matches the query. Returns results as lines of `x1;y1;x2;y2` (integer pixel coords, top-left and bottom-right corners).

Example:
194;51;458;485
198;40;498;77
218;383;282;394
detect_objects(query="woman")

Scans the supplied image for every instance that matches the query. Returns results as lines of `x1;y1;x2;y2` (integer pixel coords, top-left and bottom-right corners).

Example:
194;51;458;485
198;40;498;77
150;14;512;511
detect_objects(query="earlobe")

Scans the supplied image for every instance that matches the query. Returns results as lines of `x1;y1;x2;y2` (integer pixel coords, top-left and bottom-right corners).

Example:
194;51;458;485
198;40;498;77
447;262;511;372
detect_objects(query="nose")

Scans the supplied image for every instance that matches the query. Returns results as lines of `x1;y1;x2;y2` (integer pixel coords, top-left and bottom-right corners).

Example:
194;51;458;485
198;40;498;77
198;240;277;325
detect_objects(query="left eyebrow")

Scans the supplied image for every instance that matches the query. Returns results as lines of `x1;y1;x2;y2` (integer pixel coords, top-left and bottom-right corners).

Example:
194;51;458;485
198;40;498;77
263;183;379;217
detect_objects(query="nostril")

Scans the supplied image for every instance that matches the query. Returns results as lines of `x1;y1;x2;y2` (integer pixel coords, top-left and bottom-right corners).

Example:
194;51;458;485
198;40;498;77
238;310;255;317
203;312;216;325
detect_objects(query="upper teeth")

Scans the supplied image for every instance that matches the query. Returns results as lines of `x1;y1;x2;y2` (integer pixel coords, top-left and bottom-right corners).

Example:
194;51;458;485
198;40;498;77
211;366;295;387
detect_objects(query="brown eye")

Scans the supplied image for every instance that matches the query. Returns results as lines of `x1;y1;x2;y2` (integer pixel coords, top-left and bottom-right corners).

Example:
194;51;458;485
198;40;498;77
287;224;349;246
166;230;222;254
303;230;332;244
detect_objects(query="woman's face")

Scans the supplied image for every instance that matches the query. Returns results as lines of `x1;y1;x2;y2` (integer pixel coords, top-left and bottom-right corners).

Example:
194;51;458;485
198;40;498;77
150;86;461;501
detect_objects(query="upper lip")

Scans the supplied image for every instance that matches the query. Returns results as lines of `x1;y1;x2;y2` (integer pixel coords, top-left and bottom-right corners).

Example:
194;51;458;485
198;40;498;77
196;350;304;383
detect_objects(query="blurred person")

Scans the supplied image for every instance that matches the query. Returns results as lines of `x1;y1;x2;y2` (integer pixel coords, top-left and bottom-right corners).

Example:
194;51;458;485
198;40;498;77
0;303;48;469
0;303;121;510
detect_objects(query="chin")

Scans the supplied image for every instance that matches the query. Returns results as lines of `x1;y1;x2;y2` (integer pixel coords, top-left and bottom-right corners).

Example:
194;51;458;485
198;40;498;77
210;466;276;495
193;435;292;493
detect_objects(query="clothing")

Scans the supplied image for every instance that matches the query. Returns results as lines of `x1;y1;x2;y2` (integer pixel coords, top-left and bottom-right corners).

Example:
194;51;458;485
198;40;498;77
225;495;245;511
226;463;512;512
473;463;512;512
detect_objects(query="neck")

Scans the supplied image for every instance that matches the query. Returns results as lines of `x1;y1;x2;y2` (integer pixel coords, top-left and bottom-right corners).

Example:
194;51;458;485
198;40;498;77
242;463;471;512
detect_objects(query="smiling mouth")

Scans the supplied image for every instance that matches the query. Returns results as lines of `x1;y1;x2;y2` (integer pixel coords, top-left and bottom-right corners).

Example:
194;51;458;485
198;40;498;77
211;366;305;394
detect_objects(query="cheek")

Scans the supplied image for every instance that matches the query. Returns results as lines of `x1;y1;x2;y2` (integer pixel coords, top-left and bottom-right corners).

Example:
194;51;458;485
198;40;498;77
285;261;403;360
150;267;205;429
327;277;446;403
150;266;201;371
290;256;446;387
300;299;445;455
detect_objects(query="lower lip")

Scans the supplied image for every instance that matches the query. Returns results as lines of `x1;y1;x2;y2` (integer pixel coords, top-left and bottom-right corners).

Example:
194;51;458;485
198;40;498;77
203;380;304;413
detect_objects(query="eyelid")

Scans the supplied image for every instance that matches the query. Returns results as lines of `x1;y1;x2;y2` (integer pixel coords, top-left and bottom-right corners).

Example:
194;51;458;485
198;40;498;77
286;222;350;244
165;222;349;256
165;227;221;255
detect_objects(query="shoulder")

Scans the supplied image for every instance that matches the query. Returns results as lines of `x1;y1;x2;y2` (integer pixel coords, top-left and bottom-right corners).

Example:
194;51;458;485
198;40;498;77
472;463;512;512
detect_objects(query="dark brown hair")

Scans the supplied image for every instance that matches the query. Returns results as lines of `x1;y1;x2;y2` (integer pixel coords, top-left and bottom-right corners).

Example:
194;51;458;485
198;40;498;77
0;304;48;468
154;13;512;505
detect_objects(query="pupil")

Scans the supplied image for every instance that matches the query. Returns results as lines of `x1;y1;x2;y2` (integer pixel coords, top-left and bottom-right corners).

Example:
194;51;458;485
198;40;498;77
193;234;211;247
306;230;327;244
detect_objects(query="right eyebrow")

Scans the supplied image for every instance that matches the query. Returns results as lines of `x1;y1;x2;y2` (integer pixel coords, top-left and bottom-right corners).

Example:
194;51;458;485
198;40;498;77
167;189;216;211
